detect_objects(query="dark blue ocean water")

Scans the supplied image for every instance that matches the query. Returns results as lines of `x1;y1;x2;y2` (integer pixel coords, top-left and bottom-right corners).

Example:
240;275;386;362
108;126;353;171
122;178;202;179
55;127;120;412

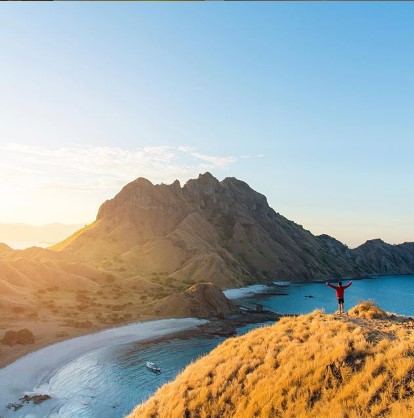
3;275;414;417
237;275;414;316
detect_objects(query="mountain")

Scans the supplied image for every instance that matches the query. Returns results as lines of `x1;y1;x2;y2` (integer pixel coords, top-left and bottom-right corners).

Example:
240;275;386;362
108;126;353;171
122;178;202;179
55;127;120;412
51;173;414;288
1;174;413;368
127;302;414;418
353;239;414;274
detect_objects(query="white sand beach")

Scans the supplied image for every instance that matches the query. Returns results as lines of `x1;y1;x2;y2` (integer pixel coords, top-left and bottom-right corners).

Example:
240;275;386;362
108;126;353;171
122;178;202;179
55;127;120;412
223;284;271;300
0;318;207;417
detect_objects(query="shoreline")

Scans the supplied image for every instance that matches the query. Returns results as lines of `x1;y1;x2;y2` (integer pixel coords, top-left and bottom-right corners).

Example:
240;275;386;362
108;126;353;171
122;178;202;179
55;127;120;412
0;275;384;370
0;317;208;416
2;274;414;414
0;283;283;369
0;311;281;416
0;313;162;369
1;275;410;395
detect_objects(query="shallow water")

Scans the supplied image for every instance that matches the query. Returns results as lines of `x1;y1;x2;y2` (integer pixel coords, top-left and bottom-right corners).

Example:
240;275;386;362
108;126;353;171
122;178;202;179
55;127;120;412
2;275;413;417
50;323;272;418
50;336;227;417
0;319;207;418
0;322;270;418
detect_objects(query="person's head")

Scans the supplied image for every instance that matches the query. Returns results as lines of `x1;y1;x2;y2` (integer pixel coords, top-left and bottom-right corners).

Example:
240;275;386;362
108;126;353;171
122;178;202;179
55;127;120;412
338;281;343;286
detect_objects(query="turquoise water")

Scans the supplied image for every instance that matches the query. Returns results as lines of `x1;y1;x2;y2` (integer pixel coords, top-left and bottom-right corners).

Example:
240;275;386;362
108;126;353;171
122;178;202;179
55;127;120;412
3;275;413;417
51;336;227;417
237;275;414;316
2;323;270;418
54;323;270;418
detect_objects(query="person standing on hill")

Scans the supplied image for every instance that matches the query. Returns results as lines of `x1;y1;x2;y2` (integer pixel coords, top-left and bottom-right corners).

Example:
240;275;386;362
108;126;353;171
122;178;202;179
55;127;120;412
326;280;352;314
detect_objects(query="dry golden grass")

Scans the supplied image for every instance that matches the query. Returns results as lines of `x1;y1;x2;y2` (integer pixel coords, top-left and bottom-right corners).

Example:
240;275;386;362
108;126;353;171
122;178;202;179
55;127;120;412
127;303;414;418
349;300;388;319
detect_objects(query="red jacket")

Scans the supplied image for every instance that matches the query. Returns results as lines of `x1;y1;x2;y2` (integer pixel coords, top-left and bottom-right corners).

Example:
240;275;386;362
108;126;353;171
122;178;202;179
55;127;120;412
327;282;352;298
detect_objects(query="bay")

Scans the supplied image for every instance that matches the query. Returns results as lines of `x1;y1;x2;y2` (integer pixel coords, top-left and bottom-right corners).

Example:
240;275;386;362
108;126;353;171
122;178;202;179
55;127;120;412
2;275;413;417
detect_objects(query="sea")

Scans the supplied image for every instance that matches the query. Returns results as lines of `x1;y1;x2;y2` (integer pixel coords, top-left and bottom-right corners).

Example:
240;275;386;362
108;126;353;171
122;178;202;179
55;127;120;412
238;274;414;317
1;274;413;418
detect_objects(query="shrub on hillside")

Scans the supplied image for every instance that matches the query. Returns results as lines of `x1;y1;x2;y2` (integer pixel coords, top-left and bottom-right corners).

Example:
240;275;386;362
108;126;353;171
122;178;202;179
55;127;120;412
1;329;35;346
349;301;387;319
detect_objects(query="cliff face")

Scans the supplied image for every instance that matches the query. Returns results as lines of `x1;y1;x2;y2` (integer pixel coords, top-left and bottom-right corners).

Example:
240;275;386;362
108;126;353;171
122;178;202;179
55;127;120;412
127;303;414;418
52;173;414;287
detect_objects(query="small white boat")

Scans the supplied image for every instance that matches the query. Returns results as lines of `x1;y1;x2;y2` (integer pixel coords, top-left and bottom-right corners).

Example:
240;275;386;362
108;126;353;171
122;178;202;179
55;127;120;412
146;361;161;373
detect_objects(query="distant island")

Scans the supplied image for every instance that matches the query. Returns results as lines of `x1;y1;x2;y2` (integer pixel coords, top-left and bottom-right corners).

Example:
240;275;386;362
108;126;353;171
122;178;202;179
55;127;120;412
0;223;83;248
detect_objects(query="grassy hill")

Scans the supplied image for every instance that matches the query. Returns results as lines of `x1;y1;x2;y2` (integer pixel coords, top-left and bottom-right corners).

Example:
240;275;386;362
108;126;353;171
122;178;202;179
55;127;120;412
127;302;414;418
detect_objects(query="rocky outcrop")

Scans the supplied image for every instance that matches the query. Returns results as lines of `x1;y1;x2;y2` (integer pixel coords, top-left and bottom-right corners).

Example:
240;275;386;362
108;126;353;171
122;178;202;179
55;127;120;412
48;173;414;286
7;394;51;411
149;283;239;318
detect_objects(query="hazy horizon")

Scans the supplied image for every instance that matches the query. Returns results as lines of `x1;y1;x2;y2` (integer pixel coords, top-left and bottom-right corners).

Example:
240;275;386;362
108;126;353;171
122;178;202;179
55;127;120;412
1;3;413;248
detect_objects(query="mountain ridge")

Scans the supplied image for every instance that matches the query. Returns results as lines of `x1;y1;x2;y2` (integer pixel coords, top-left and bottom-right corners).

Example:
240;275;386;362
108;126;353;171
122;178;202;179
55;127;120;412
0;173;413;368
49;172;414;287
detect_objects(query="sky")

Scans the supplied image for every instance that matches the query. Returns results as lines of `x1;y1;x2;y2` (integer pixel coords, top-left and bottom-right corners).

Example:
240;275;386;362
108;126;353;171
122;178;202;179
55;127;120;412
0;3;413;248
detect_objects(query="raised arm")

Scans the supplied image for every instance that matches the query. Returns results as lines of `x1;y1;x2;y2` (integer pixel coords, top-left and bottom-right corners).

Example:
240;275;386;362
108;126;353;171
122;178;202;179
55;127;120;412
344;281;352;289
326;282;336;289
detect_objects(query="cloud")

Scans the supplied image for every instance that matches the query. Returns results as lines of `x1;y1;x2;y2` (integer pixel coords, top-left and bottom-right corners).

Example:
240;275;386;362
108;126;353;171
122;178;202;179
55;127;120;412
0;142;238;193
177;146;237;168
0;142;241;223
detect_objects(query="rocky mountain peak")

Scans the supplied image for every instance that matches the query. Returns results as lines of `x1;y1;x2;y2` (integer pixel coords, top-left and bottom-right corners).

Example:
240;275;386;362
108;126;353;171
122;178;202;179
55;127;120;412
357;238;389;250
97;176;185;221
221;177;268;213
197;172;219;184
183;172;224;210
55;173;414;285
366;238;386;245
132;177;154;187
171;179;181;190
185;172;220;191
